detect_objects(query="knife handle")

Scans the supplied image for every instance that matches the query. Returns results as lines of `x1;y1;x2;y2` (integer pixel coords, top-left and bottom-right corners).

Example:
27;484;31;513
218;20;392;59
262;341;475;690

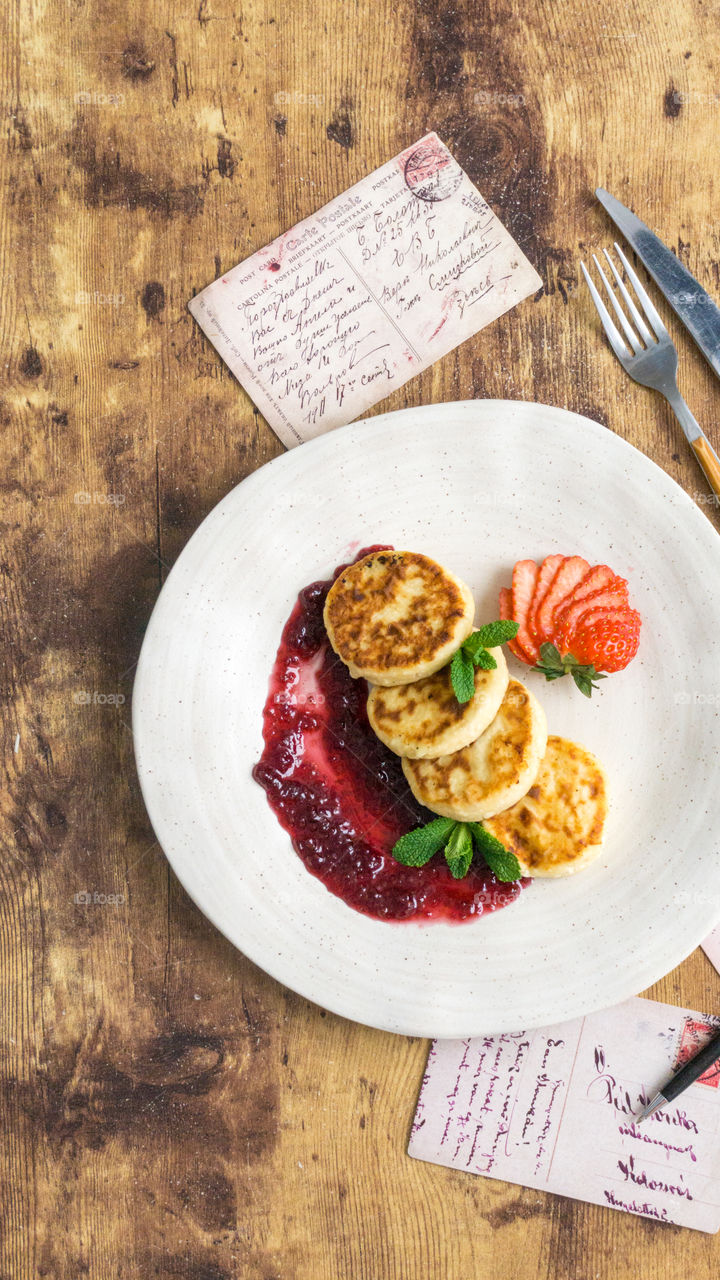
691;435;720;505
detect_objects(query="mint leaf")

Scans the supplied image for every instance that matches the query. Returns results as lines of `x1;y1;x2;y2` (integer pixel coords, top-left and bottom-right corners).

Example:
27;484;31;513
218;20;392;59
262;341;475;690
450;647;476;703
481;842;523;883
444;823;474;880
448;621;519;704
461;633;497;671
468;823;523;882
391;816;457;867
533;642;606;697
472;647;498;671
461;631;491;661
475;620;520;648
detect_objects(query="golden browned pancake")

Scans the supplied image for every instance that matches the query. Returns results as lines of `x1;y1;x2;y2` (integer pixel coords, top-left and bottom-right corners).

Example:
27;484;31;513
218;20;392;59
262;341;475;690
323;550;475;685
401;678;547;821
367;643;509;758
484;736;608;877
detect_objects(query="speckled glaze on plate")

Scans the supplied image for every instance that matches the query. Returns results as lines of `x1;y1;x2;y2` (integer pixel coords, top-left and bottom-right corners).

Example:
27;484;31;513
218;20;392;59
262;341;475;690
132;400;720;1037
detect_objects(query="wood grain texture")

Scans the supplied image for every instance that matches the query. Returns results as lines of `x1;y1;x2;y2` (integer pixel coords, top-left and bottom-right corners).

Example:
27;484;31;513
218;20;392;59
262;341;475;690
2;0;720;1276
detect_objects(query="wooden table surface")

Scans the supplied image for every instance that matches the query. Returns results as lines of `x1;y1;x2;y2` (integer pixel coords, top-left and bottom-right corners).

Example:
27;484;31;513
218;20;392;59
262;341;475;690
3;0;720;1275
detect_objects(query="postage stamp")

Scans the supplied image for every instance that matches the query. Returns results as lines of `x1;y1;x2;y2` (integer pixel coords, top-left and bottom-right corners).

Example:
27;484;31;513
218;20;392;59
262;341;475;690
675;1018;720;1088
403;138;463;202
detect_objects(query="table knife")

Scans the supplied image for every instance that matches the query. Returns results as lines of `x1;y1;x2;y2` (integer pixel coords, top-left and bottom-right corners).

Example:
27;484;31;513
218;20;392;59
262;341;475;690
595;187;720;382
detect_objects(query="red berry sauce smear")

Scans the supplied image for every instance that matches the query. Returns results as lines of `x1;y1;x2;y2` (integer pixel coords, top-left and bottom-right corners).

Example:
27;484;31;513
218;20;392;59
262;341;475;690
253;547;528;923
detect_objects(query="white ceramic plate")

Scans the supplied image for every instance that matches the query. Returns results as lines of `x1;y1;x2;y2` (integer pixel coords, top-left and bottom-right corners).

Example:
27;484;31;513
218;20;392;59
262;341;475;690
133;400;720;1038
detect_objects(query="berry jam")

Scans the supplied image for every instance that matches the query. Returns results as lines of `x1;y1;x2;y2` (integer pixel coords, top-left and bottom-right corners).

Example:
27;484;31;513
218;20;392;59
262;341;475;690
253;547;528;922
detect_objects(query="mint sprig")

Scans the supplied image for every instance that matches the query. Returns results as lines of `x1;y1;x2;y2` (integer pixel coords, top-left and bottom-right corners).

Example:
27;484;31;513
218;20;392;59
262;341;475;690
449;620;520;704
390;816;456;867
532;641;607;699
444;822;474;880
474;621;522;649
450;648;476;702
391;816;523;882
468;823;524;882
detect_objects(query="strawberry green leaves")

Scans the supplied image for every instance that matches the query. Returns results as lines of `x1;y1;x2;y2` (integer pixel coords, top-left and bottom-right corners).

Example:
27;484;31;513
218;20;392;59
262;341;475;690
391;816;523;882
532;642;607;698
449;620;520;704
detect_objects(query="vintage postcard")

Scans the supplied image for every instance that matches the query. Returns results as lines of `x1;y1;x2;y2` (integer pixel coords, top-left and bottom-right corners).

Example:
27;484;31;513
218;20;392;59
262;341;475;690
189;132;542;447
409;997;720;1232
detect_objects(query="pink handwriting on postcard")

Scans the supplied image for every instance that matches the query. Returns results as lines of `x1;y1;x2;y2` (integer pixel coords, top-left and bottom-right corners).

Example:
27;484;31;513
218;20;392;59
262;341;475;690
409;997;720;1232
188;132;542;448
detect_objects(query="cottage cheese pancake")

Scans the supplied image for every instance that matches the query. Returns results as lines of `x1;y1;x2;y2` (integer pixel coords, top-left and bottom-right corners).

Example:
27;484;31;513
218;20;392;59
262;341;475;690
367;643;508;759
324;550;475;685
483;736;608;877
401;678;547;821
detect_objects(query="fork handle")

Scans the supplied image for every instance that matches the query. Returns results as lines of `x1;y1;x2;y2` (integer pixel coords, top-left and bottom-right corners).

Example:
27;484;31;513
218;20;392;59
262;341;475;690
691;436;720;504
664;386;720;504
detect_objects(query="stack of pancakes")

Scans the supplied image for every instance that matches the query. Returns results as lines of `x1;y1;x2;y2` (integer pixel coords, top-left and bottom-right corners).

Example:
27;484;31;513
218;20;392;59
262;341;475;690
324;550;607;878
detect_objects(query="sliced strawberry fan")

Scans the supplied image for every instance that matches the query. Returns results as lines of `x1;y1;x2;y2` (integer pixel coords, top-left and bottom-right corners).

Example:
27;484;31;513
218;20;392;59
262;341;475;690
499;587;532;664
556;563;615;620
535;555;590;643
527;554;564;644
498;555;642;689
511;560;540;663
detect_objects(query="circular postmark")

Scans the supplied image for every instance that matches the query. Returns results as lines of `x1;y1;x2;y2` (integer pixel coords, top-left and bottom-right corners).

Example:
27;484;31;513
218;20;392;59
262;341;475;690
403;140;463;202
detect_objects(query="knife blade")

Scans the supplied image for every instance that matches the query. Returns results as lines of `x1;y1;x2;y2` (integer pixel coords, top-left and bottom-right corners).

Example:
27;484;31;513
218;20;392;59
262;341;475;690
595;187;720;382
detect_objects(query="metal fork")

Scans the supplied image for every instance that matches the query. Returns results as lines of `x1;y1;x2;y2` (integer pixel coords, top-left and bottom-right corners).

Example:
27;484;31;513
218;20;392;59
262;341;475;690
581;243;720;504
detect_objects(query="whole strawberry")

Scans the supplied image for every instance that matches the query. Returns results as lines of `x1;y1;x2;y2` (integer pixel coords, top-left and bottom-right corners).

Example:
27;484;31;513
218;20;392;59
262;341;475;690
567;607;642;674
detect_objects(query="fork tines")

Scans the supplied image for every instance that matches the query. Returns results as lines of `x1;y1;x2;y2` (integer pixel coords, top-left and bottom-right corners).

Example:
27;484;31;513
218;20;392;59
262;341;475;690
580;243;667;361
